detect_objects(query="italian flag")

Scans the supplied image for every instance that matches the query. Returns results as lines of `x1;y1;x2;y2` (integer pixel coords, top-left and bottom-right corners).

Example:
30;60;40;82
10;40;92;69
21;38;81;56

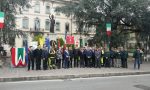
106;23;112;37
0;12;4;29
11;48;26;67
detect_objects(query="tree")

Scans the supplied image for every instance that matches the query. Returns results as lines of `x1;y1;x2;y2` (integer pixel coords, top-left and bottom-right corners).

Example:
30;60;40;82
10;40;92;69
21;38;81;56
59;37;65;47
55;0;150;48
0;0;30;46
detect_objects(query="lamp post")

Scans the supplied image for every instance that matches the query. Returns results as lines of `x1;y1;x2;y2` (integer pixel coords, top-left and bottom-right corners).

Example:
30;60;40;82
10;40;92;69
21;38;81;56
106;23;112;51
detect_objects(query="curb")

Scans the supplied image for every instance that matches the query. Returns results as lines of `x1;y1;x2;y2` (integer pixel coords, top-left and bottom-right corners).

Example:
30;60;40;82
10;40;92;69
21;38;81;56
0;71;150;82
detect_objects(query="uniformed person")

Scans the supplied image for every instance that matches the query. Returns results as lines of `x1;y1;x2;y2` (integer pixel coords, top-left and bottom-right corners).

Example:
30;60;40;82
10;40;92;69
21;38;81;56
85;47;93;67
34;46;42;70
56;47;62;69
42;47;49;70
49;48;56;69
28;46;34;70
133;47;141;69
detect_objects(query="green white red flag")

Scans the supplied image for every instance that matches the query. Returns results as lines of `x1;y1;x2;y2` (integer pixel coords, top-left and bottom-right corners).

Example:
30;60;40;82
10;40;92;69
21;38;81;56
106;23;111;37
0;12;4;29
11;48;27;67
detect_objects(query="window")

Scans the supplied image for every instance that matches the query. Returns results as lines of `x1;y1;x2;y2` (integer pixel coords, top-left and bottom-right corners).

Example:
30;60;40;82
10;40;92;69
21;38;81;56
56;22;60;31
34;2;40;13
45;19;50;30
34;17;40;31
22;17;29;29
45;5;50;14
22;35;28;47
65;22;69;32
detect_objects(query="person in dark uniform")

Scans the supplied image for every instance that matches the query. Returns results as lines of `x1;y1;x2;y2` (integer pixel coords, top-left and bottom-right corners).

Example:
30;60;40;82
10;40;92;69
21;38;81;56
104;49;110;67
95;48;101;68
83;47;87;67
42;47;49;70
34;46;42;70
85;47;93;68
79;48;85;68
28;46;35;70
133;47;141;69
124;48;128;68
120;48;128;68
110;48;115;67
69;47;74;68
56;47;62;69
73;47;79;67
64;48;70;69
49;48;56;69
91;48;95;67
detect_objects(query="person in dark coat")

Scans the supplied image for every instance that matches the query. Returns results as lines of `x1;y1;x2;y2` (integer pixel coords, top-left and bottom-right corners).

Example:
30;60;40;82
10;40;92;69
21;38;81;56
83;47;87;67
91;48;95;67
120;48;128;68
34;46;42;70
104;49;110;67
64;48;70;69
85;47;93;67
28;46;35;70
79;48;85;68
42;47;49;70
133;47;141;69
73;47;79;67
110;48;115;67
69;47;74;68
95;48;101;68
56;47;62;69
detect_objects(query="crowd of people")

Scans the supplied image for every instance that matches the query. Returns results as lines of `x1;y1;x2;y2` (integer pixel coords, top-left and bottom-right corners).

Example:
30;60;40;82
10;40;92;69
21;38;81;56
27;45;143;71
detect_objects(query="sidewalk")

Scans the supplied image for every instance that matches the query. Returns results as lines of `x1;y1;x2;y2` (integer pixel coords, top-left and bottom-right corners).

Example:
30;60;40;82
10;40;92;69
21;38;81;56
0;58;150;82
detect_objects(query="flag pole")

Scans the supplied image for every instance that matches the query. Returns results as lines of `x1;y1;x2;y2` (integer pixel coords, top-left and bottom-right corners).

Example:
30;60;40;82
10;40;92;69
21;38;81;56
106;23;112;51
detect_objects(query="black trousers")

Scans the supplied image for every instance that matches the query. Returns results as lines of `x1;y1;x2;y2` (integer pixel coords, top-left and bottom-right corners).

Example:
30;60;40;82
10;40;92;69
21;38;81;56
69;57;73;68
80;57;85;68
56;59;61;69
43;58;48;70
92;57;95;67
86;57;92;67
36;58;41;70
104;57;110;67
95;58;101;68
28;58;34;70
74;56;79;67
122;58;128;68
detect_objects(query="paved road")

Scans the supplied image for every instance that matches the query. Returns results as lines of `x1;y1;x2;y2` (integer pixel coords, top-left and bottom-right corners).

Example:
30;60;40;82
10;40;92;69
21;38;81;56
0;74;150;90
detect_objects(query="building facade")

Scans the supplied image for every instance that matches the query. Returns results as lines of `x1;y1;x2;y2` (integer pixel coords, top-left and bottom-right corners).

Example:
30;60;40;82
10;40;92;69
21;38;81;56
15;0;92;48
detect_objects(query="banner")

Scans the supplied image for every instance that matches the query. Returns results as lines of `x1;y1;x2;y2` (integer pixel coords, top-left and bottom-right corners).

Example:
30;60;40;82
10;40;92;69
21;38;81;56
66;35;74;44
11;48;27;67
0;12;4;28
